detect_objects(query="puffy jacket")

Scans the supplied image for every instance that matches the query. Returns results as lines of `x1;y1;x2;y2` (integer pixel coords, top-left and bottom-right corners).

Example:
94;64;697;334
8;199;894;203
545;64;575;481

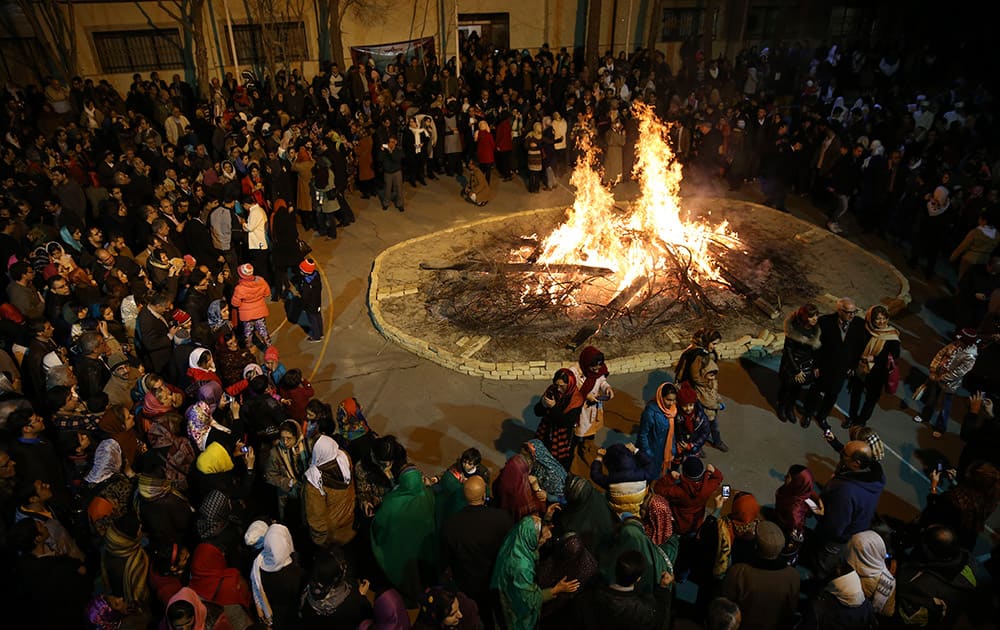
929;342;978;394
230;277;270;322
653;466;723;535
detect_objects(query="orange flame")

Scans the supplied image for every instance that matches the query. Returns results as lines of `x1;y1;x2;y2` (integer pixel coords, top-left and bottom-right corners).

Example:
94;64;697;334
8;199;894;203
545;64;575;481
527;103;738;295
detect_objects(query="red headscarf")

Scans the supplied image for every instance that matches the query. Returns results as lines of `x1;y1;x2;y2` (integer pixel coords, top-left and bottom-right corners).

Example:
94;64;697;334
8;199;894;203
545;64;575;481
775;466;818;532
495;453;546;520
549;368;585;412
577;346;609;397
188;542;252;608
163;587;207;630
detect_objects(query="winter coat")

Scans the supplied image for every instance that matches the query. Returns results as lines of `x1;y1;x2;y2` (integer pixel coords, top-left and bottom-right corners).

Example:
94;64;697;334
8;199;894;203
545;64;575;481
653;466;723;535
818;463;886;543
780;314;822;382
230;277;270;322
929;342;978;394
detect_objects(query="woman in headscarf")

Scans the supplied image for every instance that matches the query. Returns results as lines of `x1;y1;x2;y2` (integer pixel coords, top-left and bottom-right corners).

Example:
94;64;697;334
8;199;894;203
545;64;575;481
206;300;233;337
292;145;316;230
774;464;823;563
569;346;613;457
556;475;618;553
637;381;679;475
524;439;567;502
537;533;599;623
844;530;896;617
777;303;822;425
186;383;237;453
493;446;547;521
98;404;146;467
135;458;193;548
491;514;580;629
413;586;479;630
533;368;585;470
101;513;151;616
371;463;438;603
848;305;901;427
700;491;761;591
299;545;373;629
188;541;253;616
354;435;405;519
162;586;231;630
264;419;310;520
335;396;377;463
84;439;135;536
147;408;196;489
215;331;254;387
304;434;356;546
251;523;305;629
600;514;673;596
358;589;411;630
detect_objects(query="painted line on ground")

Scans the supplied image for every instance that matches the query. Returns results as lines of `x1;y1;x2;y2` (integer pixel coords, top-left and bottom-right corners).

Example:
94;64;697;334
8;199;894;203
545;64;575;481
308;257;336;383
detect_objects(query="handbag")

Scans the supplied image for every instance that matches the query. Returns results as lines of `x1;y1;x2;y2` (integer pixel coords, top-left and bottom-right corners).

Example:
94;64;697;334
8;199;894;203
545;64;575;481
296;238;312;256
885;354;900;395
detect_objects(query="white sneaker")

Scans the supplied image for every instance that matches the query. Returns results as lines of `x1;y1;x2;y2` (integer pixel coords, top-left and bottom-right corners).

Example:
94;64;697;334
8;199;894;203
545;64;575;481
827;221;843;234
913;415;924;423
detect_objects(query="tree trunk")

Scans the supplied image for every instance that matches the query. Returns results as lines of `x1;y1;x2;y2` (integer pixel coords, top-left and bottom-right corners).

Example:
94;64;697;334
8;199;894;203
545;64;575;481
191;0;210;97
585;0;603;72
330;1;347;69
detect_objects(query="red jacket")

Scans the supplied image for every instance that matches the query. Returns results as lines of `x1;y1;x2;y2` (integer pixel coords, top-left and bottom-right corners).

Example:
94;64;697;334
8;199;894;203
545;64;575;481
653;466;724;535
278;381;315;423
231;276;271;322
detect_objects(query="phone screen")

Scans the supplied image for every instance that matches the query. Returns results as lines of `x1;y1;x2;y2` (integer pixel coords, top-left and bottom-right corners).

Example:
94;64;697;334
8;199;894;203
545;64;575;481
721;484;731;498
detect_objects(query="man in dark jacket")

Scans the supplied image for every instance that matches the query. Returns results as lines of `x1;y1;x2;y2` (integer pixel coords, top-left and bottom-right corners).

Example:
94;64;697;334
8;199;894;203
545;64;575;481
802;297;867;429
136;292;177;374
584;549;672;630
440;475;513;630
73;331;111;402
813;440;886;580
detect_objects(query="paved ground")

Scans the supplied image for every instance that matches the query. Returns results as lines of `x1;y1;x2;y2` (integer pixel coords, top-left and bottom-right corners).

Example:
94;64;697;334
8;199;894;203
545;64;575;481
267;168;998;558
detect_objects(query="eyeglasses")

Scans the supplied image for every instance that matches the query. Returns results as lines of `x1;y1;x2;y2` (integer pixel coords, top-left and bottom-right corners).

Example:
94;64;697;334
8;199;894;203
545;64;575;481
838;308;858;315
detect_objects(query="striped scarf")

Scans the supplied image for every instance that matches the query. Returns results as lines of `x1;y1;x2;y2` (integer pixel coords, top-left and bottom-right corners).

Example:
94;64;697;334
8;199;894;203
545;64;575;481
101;523;150;604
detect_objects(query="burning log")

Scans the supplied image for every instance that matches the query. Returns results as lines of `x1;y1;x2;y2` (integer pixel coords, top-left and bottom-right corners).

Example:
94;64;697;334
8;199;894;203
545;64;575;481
420;260;615;276
566;274;652;349
715;262;780;319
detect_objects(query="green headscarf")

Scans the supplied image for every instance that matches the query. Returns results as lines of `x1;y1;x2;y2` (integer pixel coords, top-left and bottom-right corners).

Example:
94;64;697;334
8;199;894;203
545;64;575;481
600;517;673;594
491;516;543;630
370;466;437;603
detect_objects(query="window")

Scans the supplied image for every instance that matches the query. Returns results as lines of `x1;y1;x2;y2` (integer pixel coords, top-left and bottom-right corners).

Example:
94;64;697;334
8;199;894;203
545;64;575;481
828;6;878;41
227;22;309;65
92;29;184;74
745;6;786;41
458;13;510;50
659;8;716;42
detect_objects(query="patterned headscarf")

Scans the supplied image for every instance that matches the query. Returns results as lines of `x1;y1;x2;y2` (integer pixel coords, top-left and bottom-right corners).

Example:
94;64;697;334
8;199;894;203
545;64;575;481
86;439;123;485
196;490;232;540
336;397;371;441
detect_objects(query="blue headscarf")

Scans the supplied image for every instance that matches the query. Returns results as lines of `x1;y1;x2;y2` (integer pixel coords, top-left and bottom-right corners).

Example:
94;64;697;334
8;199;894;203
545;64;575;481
526;439;566;501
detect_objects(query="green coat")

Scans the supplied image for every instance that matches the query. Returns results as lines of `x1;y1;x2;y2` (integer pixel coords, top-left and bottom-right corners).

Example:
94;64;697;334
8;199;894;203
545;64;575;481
370;467;437;603
599;518;673;594
491;516;543;630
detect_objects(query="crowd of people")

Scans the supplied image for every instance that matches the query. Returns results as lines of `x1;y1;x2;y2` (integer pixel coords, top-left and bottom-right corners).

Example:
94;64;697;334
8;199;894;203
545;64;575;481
0;26;999;630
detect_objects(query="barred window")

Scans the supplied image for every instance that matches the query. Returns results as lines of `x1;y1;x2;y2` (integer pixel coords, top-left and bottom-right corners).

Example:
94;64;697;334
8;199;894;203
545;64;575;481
228;22;309;65
92;29;184;74
660;8;717;42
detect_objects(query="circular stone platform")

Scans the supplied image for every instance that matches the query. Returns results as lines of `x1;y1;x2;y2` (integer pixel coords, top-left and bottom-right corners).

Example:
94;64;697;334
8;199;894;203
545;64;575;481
368;198;910;380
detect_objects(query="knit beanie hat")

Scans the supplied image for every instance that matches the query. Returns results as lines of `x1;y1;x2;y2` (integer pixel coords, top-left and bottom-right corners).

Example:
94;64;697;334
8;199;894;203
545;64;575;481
681;456;705;480
264;346;279;362
299;258;316;274
172;309;192;325
238;263;254;279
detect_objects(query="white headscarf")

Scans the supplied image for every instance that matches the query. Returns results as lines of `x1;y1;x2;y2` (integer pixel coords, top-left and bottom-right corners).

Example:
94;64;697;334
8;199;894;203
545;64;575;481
845;530;896;613
304;435;351;495
85;439;123;484
250;523;295;624
188;347;211;370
